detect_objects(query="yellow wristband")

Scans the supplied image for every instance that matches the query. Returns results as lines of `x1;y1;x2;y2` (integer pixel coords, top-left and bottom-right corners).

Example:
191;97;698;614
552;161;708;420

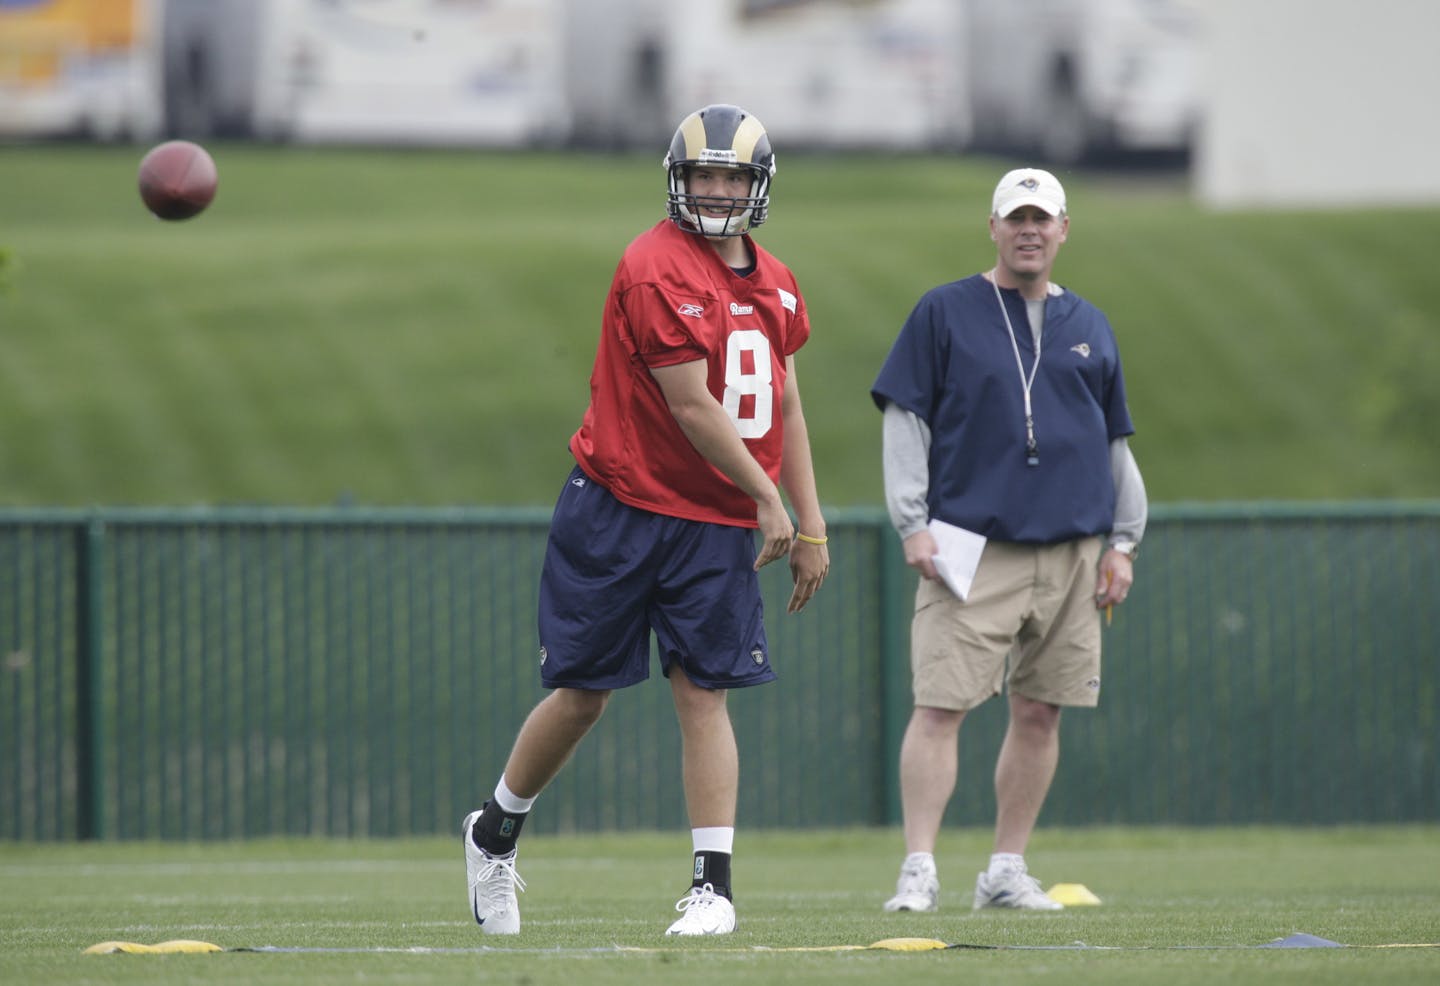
795;532;828;546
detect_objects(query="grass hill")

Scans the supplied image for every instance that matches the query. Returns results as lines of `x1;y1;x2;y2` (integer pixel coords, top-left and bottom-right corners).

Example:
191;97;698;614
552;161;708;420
1;145;1437;508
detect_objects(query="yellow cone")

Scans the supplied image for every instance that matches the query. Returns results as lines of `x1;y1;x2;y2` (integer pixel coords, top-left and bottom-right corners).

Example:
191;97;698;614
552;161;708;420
151;940;223;953
1046;883;1102;906
869;937;951;951
85;939;222;955
84;941;155;955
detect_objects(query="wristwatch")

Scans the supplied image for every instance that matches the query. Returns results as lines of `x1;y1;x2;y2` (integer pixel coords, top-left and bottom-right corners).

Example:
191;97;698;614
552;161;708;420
1110;539;1139;561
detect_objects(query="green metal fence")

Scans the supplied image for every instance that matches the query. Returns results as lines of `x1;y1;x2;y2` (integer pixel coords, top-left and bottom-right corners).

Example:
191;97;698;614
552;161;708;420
2;502;1436;841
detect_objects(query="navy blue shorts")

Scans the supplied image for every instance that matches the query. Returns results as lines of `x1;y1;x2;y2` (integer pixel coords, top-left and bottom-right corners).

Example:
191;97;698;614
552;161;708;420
537;466;774;691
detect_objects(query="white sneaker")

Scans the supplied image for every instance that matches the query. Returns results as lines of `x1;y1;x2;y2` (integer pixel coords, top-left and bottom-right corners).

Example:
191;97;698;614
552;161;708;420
883;854;939;912
665;883;736;936
463;809;526;934
972;865;1063;911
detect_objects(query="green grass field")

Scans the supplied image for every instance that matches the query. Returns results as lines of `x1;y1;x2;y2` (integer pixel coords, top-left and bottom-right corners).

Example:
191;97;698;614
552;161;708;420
5;148;1438;984
4;827;1437;985
2;144;1439;508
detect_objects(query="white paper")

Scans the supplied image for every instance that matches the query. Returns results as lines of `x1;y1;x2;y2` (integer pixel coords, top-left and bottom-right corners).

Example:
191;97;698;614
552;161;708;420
928;519;987;601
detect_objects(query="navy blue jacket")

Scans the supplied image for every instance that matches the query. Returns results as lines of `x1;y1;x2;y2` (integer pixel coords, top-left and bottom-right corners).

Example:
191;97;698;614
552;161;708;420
872;274;1133;543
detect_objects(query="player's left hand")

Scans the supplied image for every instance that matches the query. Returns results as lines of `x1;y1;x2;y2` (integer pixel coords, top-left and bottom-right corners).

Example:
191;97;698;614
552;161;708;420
786;538;829;613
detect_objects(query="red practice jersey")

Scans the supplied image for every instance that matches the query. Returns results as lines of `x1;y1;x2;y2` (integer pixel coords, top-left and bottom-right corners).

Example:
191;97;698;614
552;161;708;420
570;220;811;527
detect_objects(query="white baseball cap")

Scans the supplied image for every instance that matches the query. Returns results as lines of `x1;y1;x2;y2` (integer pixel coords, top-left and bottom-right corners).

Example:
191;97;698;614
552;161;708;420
992;168;1067;217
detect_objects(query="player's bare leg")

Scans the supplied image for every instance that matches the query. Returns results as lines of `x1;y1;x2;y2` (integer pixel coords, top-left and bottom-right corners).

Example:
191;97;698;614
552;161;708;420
665;672;738;935
670;672;737;826
503;688;611;797
464;688;610;933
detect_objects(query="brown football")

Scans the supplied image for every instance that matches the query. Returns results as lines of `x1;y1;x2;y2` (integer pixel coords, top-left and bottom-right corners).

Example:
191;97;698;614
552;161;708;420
138;140;218;221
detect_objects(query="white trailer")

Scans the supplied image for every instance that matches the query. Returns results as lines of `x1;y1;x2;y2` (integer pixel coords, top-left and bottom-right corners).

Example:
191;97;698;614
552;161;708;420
1195;0;1440;209
160;0;569;145
0;0;163;141
963;0;1202;164
657;0;971;151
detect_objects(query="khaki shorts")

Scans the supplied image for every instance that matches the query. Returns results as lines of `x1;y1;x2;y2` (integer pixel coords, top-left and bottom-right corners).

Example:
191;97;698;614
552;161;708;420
910;537;1104;710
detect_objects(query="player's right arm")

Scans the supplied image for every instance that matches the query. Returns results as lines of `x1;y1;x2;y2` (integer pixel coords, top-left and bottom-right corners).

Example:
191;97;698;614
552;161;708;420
777;354;828;613
649;358;794;569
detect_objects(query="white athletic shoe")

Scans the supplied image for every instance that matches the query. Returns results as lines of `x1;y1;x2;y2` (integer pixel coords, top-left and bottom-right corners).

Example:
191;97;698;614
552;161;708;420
972;865;1063;911
463;809;526;934
665;883;737;936
883;854;939;912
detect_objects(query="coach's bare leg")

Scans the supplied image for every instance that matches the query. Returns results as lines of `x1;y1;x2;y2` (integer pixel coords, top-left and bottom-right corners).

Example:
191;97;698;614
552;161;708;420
898;706;966;853
992;693;1061;854
502;688;611;798
670;672;738;827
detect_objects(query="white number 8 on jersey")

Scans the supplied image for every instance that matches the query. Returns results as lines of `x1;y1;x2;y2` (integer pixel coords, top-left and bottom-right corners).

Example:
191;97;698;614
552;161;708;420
722;329;774;438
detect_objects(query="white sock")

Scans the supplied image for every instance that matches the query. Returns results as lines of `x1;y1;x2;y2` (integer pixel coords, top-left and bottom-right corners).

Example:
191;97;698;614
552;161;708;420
691;826;734;854
905;851;935;869
493;775;536;814
989;852;1025;875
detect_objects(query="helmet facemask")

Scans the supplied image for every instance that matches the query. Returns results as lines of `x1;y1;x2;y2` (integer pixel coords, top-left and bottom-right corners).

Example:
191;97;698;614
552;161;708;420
663;104;776;238
666;162;771;237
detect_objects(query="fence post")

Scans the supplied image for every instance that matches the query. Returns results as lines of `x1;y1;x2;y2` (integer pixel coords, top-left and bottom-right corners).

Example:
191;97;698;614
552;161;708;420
878;526;911;826
74;514;105;840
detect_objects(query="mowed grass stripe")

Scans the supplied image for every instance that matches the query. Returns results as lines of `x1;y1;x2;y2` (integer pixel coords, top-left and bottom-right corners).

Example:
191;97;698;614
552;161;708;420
3;147;1440;506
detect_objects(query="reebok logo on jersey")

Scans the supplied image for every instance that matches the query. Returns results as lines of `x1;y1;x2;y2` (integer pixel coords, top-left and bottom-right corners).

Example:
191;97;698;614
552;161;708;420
1070;343;1091;358
729;302;754;315
777;288;797;313
677;303;705;318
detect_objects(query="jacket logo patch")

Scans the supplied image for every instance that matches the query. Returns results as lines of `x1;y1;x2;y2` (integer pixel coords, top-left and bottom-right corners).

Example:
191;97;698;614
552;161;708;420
1070;343;1091;358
